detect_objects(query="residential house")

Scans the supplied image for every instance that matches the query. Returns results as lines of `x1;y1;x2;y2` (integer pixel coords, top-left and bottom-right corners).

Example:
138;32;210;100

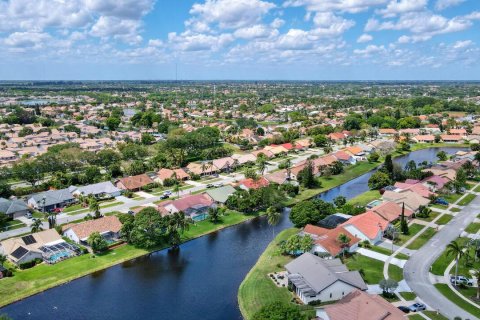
302;224;361;258
378;128;397;136
413;135;435;143
186;162;218;176
421;175;449;192
333;151;356;165
382;190;430;212
205;185;236;204
27;188;76;212
340;211;389;244
63;215;123;245
316;289;405;320
116;174;154;191
264;170;290;185
156;168;190;185
0;229;69;265
343;146;365;159
238;177;270;190
158;193;215;221
285;253;367;304
370;201;414;223
251;149;275;159
69;181;122;199
212;157;235;172
231;153;257;166
0;198;30;219
441;135;463;143
318;213;352;229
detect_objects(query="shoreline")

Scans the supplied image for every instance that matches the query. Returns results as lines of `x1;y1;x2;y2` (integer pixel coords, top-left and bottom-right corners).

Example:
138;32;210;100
0;143;467;310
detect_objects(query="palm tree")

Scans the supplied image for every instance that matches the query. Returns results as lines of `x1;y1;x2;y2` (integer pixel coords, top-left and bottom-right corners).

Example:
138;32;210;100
89;197;101;219
30;218;43;233
337;233;351;258
266;207;281;239
47;211;58;228
172;183;180;198
201;162;207;176
208;207;221;224
0;254;7;266
473;268;480;300
284;158;292;180
257;158;267;176
323;146;333;154
447;240;464;286
166;211;191;249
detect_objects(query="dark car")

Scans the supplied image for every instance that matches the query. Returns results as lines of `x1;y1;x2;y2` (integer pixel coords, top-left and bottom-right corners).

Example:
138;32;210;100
435;198;449;206
408;303;426;312
206;184;214;188
160;194;170;200
398;306;410;314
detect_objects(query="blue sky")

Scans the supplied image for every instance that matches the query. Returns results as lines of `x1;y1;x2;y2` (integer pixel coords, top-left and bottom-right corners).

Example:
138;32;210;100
0;0;479;80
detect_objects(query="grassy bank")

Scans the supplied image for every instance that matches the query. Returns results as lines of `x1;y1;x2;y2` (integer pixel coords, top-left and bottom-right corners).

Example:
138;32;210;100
0;210;259;308
238;228;315;320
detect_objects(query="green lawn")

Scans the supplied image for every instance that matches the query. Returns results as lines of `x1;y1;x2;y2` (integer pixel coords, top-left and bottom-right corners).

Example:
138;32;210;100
399;291;417;300
416;211;439;222
238;228;315;320
465;223;480;234
443;193;463;204
344;254;385;284
347;190;381;207
431;237;471;276
100;201;124;209
396;223;424;246
406;227;436;250
451;207;461;212
408;314;424;320
436;214;453;225
434;284;480;317
367;245;410;260
388;264;404;282
458;194;477;206
423;311;449;320
474;185;480;193
3;220;26;231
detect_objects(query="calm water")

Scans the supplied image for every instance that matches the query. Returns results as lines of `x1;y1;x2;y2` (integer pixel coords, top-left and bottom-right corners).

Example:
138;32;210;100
1;147;466;320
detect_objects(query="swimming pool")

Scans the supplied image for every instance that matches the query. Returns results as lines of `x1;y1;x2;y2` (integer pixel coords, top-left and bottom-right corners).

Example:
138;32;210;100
46;251;73;264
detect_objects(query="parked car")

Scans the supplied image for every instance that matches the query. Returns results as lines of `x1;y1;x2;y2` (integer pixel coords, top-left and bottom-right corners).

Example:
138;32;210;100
127;210;135;215
397;306;410;314
206;184;214;188
435;198;449;206
160;194;170;200
214;182;223;187
24;212;32;219
53;207;63;213
450;275;474;286
408;303;426;312
163;191;172;196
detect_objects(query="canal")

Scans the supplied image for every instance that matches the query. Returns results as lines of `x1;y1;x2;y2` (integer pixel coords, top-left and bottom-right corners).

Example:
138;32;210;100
1;147;465;320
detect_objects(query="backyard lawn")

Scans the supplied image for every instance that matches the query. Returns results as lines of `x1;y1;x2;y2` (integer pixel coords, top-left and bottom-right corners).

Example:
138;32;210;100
399;291;417;300
347;190;381;207
238;228;315;320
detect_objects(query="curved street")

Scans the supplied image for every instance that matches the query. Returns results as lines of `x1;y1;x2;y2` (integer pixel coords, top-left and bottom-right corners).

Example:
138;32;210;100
404;193;480;320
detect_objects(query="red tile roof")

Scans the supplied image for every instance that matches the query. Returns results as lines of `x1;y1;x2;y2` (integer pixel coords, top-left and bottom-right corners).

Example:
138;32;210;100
341;211;388;240
239;177;270;189
117;174;154;190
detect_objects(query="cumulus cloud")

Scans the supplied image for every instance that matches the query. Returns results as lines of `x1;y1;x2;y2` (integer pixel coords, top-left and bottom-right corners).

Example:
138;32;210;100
90;16;143;44
188;0;275;29
234;25;278;39
354;44;386;56
376;0;427;18
434;0;466;11
168;32;234;51
357;34;373;43
284;0;388;13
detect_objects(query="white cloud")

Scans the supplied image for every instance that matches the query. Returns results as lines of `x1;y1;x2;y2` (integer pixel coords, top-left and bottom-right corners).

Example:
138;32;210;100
376;0;427;18
148;39;163;47
90;16;142;44
357;34;373;43
434;0;465;11
353;44;386;56
275;29;313;50
4;31;51;49
311;12;355;37
168;32;234;51
284;0;388;13
85;0;155;19
188;0;275;29
270;18;285;28
365;12;472;42
234;25;278;39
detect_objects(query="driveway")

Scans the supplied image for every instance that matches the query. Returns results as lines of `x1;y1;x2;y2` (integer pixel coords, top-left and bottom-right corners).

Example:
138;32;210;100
403;192;480;319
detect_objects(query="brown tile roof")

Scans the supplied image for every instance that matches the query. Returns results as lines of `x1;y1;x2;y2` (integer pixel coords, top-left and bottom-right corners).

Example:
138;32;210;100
63;216;122;240
320;289;405;320
117;174;154;190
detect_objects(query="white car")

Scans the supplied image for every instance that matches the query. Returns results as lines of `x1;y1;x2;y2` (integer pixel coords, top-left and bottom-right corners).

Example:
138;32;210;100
450;275;474;286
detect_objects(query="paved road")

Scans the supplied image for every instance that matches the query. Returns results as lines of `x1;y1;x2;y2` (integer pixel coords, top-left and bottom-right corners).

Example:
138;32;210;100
404;193;480;320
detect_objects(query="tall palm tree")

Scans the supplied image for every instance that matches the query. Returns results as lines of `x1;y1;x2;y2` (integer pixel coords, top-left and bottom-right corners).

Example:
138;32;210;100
30;218;43;233
89;197;101;219
166;211;191;249
266;207;281;239
284;158;292;180
257;158;267;176
201;162;207;176
446;240;464;286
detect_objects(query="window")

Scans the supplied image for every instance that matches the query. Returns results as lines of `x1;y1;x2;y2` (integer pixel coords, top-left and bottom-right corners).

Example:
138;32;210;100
329;293;332;298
